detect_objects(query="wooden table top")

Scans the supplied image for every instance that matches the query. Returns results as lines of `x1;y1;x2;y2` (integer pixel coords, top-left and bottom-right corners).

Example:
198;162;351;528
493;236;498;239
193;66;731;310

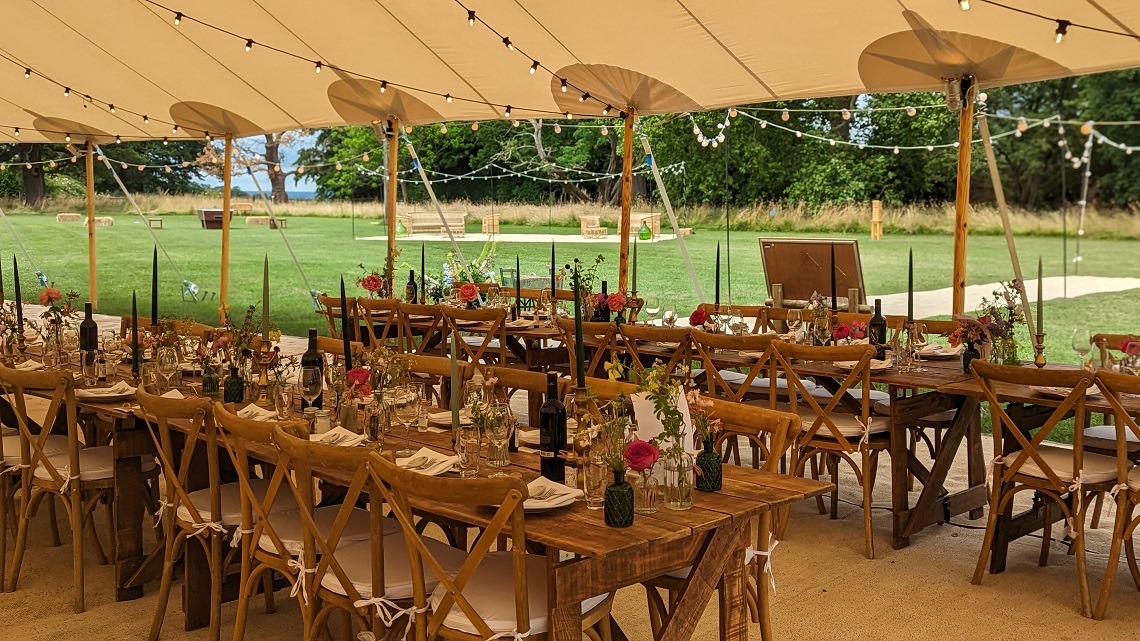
938;375;1140;415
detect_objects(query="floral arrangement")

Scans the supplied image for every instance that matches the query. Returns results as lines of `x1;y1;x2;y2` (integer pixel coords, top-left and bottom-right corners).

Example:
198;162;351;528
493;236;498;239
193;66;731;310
27;287;82;342
603;351;626;381
458;282;480;304
948;314;992;348
270;353;298;385
154;319;182;349
445;239;498;285
596;397;633;473
686;389;721;445
636;362;689;456
342;368;373;402
624;439;660;473
0;302;19;344
832;321;868;343
689;308;708;327
361;346;416;390
572;254;605;298
356;269;387;298
1121;339;1140;357
977;280;1025;341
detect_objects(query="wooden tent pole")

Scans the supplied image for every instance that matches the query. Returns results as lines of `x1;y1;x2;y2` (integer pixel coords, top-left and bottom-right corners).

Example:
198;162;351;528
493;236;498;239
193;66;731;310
219;134;233;324
617;111;635;292
951;79;976;316
386;118;399;295
85;141;97;308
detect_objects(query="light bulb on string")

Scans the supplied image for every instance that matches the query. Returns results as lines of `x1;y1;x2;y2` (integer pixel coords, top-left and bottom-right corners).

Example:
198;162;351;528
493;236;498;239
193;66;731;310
181;161;190;168
362;152;369;162
63;87;70;97
1128;148;1134;155
959;0;970;9
23;68;30;79
906;106;917;117
729;107;738;118
717;122;724;130
1055;20;1070;44
1057;125;1065;135
314;61;322;73
560;79;567;93
566;112;573;120
49;161;56;168
1016;117;1028;132
121;162;127;169
716;133;725;143
115;135;121;143
602;104;611;116
109;104;116;114
164;166;172;173
471;123;479;131
529;60;539;74
1042;118;1051;128
502;37;513;51
137;165;144;172
65;133;71;142
1058;139;1067;147
511;120;520;127
445;93;452;103
760;120;767;129
927;145;934;151
1064;150;1073;159
1014;130;1022;138
893;146;900;154
143;114;150;124
1081;121;1093;135
693;125;700;135
173;12;182;25
829;139;836;146
335;161;343;170
701;139;709;147
380;81;387;93
503;105;512;118
554;124;562;134
795;131;802;138
25;163;31;170
467;10;475;25
579;92;590;102
711;140;718;148
245;39;253;51
162;137;168;145
297;166;305;175
841;109;851;120
600;126;609;136
440;124;447;134
781;108;790;121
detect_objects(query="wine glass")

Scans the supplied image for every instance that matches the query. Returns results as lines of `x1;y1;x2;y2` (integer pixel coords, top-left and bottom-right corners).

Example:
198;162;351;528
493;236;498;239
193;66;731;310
786;310;804;343
662;306;677;328
729;308;747;335
1072;328;1093;369
157;346;179;390
486;401;517;478
61;324;80;368
642;296;661;325
487;285;501;307
300;366;323;407
102;330;122;381
391;384;421;458
910;323;929;372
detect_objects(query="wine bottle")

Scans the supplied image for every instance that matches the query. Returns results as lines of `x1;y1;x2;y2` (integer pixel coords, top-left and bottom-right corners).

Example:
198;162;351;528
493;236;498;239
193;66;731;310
79;302;98;351
405;270;418;304
597;280;611;322
539;372;567;482
301;328;323;409
869;298;888;361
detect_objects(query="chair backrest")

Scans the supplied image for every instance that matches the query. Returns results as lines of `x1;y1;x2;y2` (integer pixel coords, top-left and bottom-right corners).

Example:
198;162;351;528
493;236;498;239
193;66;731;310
316;336;366;371
441;306;508;376
1093;333;1140;369
555;317;619;379
697;304;768;334
706;396;802;471
0;364;79;489
690;331;781;401
213;403;306;570
410;355;474;409
499;268;518;288
971;361;1098;493
486;366;570;416
136;386;219;529
272;425;387;612
366;451;530;640
772;342;875;451
357;298;403;351
618;324;694;379
316;294;357;340
1094;369;1140;482
399;303;447;356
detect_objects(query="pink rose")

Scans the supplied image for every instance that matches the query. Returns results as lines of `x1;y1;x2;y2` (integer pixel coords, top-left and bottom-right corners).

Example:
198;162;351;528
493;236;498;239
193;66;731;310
38;288;62;306
832;324;851;341
361;274;383;293
1121;340;1140;357
624;439;660;472
347;368;371;387
459;283;479;303
689;309;707;327
211;335;229;355
595;293;608;308
606;292;627;313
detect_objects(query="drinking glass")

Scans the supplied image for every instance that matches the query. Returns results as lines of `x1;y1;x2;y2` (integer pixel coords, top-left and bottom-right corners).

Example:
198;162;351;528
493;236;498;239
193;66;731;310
61;325;80;367
486;401;517;477
455;425;482;478
729;308;747;335
363;396;388;446
642;296;661;325
1072;328;1092;368
662;306;677;328
157;346;179;390
102;330;123;380
391;384;421;458
786;310;804;342
416;383;432;432
910;323;929;372
487;286;501;307
300;366;323;406
583;452;607;510
80;349;99;386
275;385;296;420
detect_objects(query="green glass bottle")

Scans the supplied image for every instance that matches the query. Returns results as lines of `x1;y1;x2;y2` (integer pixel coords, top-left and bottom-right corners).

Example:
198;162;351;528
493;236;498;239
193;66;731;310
637;220;652;241
223;366;244;403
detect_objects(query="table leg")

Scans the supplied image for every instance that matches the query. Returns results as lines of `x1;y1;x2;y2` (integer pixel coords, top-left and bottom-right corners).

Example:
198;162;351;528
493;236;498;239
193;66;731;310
548;547;584;641
719;543;749;641
113;415;148;601
890;387;912;549
965;405;985;520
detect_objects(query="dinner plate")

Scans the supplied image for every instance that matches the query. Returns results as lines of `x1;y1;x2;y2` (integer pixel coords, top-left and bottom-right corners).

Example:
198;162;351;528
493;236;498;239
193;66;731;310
1028;385;1102;399
834;359;892;373
919;344;963;360
524;494;577;512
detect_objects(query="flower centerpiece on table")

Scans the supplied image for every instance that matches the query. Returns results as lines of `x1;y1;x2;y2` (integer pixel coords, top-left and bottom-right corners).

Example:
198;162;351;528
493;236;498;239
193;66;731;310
0;302;19;362
977;280;1026;365
362;346;416;392
28;288;82;361
625;437;660;514
948;314;992;372
636;362;694;510
832;321;868;346
688;308;715;332
687;389;723;491
805;292;831;345
597;397;635;527
604;291;631;324
458;282;480;308
1117;339;1140;374
566;255;604;320
335;367;373;431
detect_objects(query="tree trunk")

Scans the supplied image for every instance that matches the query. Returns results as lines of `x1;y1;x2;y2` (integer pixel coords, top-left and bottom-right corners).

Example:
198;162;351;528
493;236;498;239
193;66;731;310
18;144;44;207
263;134;289;203
527;120;593;203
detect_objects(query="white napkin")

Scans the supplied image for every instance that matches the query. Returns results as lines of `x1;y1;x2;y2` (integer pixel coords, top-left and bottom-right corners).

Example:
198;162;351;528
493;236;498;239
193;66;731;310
738;350;766;360
396;447;458;476
237;404;278;421
524;476;582;509
309;426;366;447
517;419;578;447
76;381;135;399
506;319;535;329
427;410;471;427
160;389;185;400
835;358;892;372
15;360;44;371
919;343;963;357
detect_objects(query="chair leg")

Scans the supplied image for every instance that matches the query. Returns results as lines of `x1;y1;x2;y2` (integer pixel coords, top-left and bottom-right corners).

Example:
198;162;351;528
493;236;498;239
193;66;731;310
757;512;774;640
83;500;109;566
1091;491;1105;530
46;492;62;547
5;482;33;592
1073;509;1093;618
232;542;254;641
148;531;185;641
644;584;667;638
829;454;840;520
0;475;8;593
861;448;875;560
1093;493;1129;620
210;535;224;641
1040;502;1053;567
71;487;85;613
809;454;825;515
262;568;277;614
906;429;916;492
972;481;1005;585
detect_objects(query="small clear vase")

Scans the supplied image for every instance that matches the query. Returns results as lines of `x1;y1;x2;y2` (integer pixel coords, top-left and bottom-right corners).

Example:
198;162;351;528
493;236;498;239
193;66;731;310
634;470;659;515
338;399;360;434
662;449;694;511
1001;337;1020;366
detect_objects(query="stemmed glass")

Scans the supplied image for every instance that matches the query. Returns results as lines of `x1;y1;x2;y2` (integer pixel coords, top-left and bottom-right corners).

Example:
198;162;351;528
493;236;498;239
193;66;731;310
642;296;661;325
729;308;747;335
101;330;122;381
391;383;421;458
662;305;677;328
486;401;517;478
908;323;929;372
157;346;179;390
487;286;501;308
61;324;80;368
300;366;323;410
1072;328;1093;369
786;310;804;343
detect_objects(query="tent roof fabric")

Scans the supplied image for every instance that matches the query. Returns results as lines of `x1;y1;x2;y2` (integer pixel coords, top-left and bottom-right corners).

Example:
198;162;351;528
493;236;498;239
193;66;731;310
5;0;1140;142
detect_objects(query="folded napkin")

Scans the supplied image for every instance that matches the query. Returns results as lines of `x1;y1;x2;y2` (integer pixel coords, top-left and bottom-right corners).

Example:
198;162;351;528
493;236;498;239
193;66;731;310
76;381;135;399
15;360;44;371
505;319;535;329
395;447;458;476
310;426;366;447
523;476;582;509
834;358;892;372
237;404;278;421
160;389;186;400
427;410;471;427
919;343;963;357
738;350;766;361
517;420;578;447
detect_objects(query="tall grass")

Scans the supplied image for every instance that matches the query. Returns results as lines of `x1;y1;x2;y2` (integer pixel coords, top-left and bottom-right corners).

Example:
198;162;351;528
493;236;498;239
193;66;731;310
3;194;1137;239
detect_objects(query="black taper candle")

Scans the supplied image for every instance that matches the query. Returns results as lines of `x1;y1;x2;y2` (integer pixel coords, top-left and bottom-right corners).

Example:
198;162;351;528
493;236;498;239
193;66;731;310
13;255;22;329
907;248;914;322
420;243;426;300
151;245;159;327
550;242;556;294
131;291;140;378
515;255;522;313
340;276;352;371
715;242;721;306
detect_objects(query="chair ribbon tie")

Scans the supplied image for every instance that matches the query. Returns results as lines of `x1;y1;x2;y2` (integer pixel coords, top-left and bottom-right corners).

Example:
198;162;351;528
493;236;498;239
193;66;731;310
287;559;317;604
1;463;30;474
1065;471;1087;537
858;417;873;448
353;597;428;637
985;456;1005;485
59;471;80;493
1109;483;1130;500
154;500;173;520
488;629;532;640
752;538;780;594
230;527;255;548
189;520;226;538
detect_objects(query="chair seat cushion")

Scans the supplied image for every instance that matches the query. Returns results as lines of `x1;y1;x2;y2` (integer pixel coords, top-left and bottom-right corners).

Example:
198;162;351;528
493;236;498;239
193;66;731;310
781;405;888;439
176;478;298;527
450;336;501;350
258;506;398;556
809;387;890;404
32;445;155;484
1127;466;1140;492
2;434;68;467
1084;425;1140;454
1005;444;1121;484
320;534;469;601
717;370;810;392
665;546;759;579
430;552;609;636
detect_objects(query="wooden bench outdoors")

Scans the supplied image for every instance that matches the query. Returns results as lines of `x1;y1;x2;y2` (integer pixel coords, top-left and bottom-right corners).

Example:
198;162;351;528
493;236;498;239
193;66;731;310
245;215;288;229
93;216;114;227
398;211;467;236
147;217;164;229
629;212;662;239
579;215;608;239
482;213;500;234
55;213;82;223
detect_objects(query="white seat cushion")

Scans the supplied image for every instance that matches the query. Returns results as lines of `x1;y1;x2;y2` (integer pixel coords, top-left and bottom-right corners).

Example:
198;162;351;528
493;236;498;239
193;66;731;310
1005;444;1122;484
717;370;811;392
666;547;758;579
451;336;501;350
2;434;68;467
258;506;398;556
32;445;155;483
320;534;469;600
783;405;888;439
809;387;890;403
1127;467;1140;492
430;552;608;636
175;478;298;527
1084;425;1140;454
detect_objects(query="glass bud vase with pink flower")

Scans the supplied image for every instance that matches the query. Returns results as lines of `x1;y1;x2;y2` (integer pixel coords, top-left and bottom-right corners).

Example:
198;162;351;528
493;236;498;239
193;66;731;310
637;364;694;511
626;438;660;514
598;400;634;527
689;390;723;492
338;367;372;434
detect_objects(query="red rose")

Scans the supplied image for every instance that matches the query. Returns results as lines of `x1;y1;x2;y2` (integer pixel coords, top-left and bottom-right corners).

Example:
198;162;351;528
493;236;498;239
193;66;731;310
851;322;867;340
1122;340;1140;357
347;368;371;386
689;309;707;327
459;283;479;303
624;439;660;472
38;288;62;306
832;324;851;341
606;292;627;313
361;274;383;293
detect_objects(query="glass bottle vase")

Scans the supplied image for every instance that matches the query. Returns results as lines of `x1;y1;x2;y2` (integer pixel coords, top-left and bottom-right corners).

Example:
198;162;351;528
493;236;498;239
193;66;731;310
604;470;634;527
662;449;694;511
695;439;723;492
634;469;659;515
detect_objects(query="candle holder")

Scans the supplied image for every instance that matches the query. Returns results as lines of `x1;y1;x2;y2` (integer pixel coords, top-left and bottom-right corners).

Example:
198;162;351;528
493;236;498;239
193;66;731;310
1033;332;1047;369
564;387;593;489
252;341;275;408
15;331;27;363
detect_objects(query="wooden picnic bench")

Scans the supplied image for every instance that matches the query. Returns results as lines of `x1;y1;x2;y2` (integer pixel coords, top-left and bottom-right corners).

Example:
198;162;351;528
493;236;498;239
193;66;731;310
398;211;467;235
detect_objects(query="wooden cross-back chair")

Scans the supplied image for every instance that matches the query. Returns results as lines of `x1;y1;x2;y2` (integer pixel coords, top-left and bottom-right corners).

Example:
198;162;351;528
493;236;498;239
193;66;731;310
556;317;619;380
213;403;306;640
270;425;402;641
409;355;475;410
366;451;614;641
618;324;694;380
136;387;232;641
399;303;448;356
1091;369;1140;620
442;306;508;376
486;366;571;428
1094;333;1140;370
968;362;1116;618
774;342;888;559
316;294;357;340
643;397;804;640
690;330;782;402
1;364;137;612
698;303;769;334
356;298;403;351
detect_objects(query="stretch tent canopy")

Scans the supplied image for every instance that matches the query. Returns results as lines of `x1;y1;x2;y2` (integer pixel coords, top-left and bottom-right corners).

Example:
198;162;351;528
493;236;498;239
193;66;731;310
4;0;1140;142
